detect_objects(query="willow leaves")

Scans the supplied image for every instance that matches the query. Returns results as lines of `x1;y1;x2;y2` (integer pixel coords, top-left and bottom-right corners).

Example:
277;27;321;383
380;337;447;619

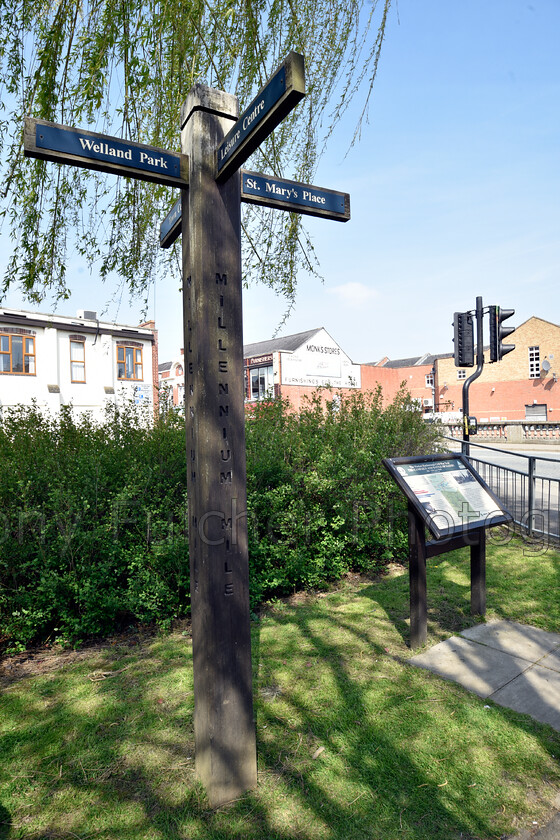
0;0;392;305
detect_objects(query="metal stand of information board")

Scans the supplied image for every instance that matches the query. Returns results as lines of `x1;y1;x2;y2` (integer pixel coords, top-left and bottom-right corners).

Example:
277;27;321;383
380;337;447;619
408;502;486;648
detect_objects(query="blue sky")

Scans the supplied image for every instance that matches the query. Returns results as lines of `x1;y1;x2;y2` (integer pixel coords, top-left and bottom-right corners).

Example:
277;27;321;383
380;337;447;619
3;0;559;366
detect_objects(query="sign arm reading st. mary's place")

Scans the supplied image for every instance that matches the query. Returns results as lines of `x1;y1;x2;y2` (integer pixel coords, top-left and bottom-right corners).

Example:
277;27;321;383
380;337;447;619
24;51;352;810
160;170;349;247
241;170;350;221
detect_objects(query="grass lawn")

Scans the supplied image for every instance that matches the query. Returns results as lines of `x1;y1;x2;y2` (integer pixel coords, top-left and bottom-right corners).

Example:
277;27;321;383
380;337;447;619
1;534;559;840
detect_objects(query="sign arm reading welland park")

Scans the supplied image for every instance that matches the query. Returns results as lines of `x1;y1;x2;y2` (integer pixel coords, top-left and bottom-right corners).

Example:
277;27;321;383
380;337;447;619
24;118;189;187
24;51;351;808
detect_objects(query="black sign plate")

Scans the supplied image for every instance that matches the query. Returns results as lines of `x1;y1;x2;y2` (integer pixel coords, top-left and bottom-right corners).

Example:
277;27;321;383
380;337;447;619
24;118;189;188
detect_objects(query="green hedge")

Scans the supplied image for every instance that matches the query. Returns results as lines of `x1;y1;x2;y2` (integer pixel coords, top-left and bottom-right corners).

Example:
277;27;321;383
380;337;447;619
0;390;440;650
0;402;189;650
245;387;439;604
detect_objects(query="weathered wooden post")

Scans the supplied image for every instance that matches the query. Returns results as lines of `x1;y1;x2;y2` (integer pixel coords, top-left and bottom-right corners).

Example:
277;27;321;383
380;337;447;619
180;84;257;807
408;502;428;648
25;51;351;808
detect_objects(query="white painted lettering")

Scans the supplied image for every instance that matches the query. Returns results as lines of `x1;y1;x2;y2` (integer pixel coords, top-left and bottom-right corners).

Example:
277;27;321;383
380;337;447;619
220;130;241;161
78;136;133;162
139;151;168;169
242;98;265;131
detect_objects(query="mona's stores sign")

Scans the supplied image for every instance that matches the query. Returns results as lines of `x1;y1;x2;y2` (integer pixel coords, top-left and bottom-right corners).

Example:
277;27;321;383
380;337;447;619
280;330;361;389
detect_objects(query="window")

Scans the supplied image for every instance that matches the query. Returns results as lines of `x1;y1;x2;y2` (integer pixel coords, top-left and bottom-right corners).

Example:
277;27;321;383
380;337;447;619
529;346;540;379
457;369;466;380
70;339;86;382
425;373;434;388
117;344;143;380
0;333;36;374
250;365;274;400
525;403;547;421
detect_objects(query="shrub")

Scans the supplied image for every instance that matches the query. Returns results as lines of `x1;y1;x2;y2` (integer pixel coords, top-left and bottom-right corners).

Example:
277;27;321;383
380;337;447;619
0;388;440;648
0;402;189;650
245;387;440;605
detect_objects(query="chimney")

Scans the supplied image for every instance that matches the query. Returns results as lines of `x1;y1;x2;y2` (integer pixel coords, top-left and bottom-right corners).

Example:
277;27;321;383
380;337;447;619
139;320;159;418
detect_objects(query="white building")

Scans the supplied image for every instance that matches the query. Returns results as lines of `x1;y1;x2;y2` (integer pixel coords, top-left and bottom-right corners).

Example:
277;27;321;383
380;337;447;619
158;327;362;414
0;307;158;420
244;327;362;408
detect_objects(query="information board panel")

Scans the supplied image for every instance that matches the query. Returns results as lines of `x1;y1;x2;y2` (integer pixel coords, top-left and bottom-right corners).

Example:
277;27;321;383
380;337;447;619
383;453;511;540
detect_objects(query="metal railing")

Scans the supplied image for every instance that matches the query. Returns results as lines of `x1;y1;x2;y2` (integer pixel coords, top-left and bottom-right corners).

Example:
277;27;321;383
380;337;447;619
443;436;560;542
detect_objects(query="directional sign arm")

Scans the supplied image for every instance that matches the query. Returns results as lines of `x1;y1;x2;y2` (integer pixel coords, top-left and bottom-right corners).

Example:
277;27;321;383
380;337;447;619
241;170;350;221
159;169;350;250
160;197;183;248
24;117;189;188
216;52;305;182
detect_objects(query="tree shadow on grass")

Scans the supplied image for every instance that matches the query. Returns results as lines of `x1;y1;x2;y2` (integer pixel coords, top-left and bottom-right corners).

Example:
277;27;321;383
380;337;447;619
0;804;10;839
2;571;559;840
252;594;560;839
358;546;482;649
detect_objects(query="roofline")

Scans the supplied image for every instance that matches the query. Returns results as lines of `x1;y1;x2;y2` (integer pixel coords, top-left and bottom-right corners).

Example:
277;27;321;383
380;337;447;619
0;310;155;342
513;315;560;331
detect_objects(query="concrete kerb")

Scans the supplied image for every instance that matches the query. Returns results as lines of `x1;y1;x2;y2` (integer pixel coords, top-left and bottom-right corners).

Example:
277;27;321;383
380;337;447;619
505;793;560;840
409;620;560;731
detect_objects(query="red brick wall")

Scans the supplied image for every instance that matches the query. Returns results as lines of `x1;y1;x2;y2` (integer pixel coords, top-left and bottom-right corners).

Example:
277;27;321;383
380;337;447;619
360;363;436;408
438;378;560;421
276;364;439;412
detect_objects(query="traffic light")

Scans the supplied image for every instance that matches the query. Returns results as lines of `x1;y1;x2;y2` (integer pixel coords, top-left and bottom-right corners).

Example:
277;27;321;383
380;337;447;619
453;312;474;367
489;306;515;362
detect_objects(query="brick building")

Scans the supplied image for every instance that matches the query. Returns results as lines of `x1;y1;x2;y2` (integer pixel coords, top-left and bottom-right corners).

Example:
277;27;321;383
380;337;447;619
159;349;185;412
158;316;560;424
362;352;439;414
368;316;560;423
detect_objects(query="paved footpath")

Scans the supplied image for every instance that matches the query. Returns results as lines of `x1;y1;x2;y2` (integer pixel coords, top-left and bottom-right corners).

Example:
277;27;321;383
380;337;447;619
410;620;560;838
410;620;560;731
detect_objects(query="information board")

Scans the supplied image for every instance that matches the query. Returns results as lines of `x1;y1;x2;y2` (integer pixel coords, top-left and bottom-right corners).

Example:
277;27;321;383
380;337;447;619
383;453;511;540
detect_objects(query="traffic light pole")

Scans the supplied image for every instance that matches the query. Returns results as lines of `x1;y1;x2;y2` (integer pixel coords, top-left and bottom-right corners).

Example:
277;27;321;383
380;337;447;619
462;296;484;455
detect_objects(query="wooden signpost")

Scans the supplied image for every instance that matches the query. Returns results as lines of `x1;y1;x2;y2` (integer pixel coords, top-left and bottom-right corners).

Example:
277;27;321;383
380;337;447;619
24;51;351;808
